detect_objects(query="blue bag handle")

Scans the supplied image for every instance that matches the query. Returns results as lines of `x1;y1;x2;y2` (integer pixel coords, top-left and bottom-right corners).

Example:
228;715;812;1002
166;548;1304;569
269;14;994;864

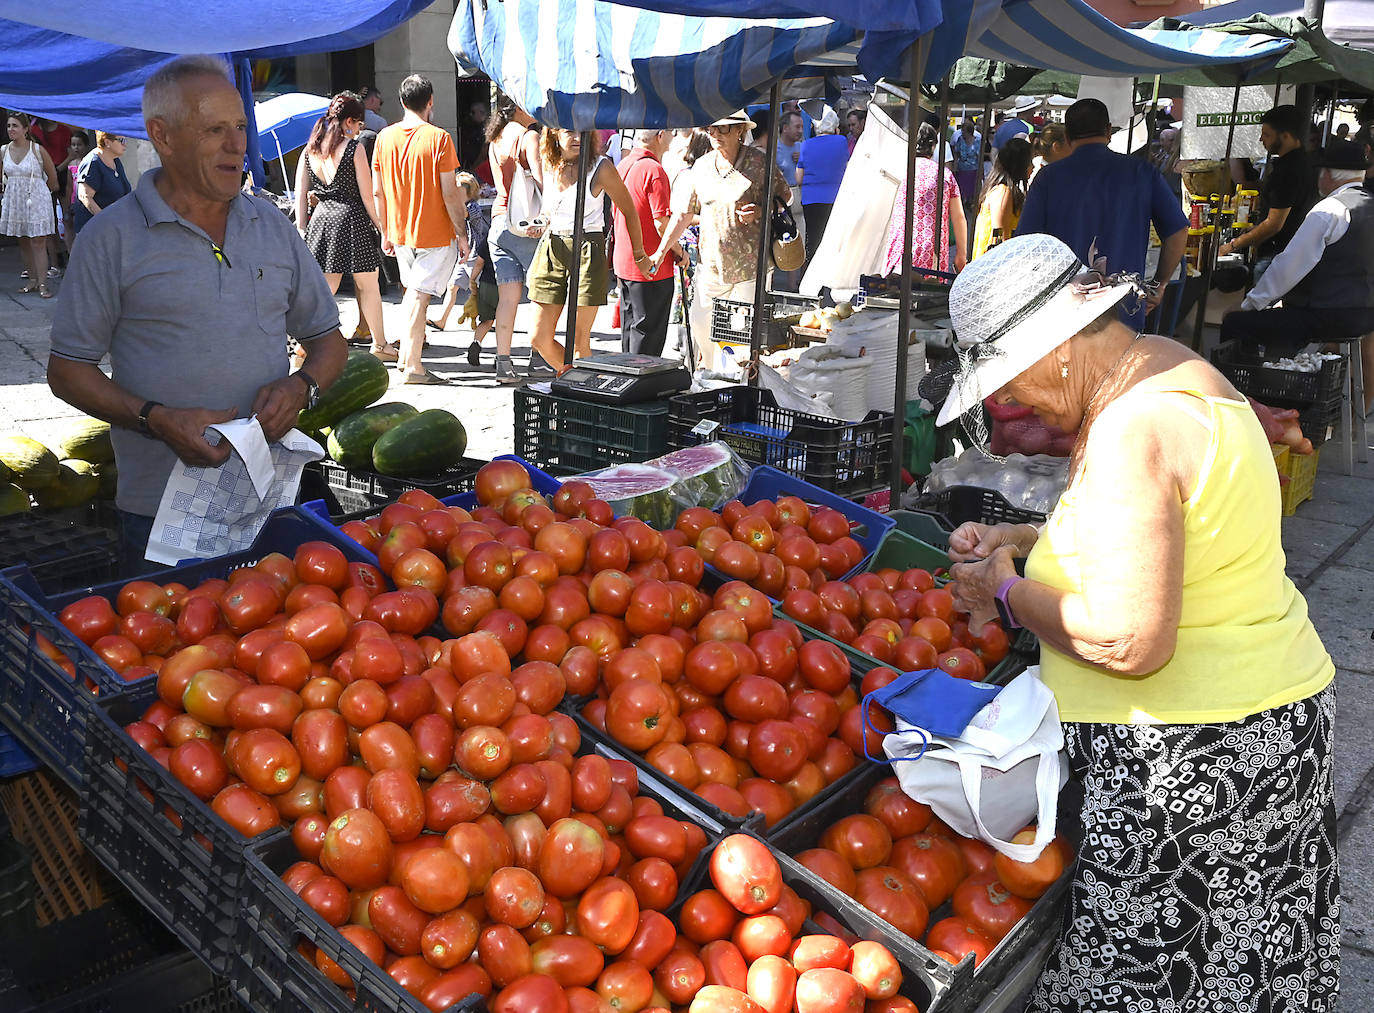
860;686;929;764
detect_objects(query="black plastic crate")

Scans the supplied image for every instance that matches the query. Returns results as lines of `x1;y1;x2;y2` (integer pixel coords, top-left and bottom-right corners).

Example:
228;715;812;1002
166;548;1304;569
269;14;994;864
1211;341;1344;405
0;893;238;1012
81;683;263;979
0;513;119;596
666;832;953;1010
769;759;1071;1012
311;457;488;517
1297;393;1344;448
912;485;1047;529
0;831;34;946
710;291;820;349
0;727;38;776
237;738;722;1013
515;387;669;475
668;386;892;499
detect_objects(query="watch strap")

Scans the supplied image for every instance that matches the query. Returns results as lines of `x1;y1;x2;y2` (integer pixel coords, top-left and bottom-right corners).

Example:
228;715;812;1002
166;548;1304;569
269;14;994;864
137;400;162;438
296;369;320;408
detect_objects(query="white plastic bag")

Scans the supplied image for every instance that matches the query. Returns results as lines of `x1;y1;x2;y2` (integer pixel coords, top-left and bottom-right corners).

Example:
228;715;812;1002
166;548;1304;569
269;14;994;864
883;668;1068;861
787;346;872;421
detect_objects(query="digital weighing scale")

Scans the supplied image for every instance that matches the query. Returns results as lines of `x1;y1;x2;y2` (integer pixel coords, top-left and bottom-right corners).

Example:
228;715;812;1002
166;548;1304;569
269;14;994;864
550;352;692;404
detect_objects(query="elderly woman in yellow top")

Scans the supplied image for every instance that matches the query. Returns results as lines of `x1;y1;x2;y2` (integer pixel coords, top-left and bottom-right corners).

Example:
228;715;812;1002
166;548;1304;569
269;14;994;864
941;233;1337;1013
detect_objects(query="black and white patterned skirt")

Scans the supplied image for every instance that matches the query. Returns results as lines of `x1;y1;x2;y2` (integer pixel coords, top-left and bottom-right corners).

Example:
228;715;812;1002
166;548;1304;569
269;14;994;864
1029;684;1340;1013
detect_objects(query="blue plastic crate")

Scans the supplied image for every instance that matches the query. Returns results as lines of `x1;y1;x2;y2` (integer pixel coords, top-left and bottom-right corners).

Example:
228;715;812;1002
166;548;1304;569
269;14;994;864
301;455;574;566
0;728;37;777
0;506;383;790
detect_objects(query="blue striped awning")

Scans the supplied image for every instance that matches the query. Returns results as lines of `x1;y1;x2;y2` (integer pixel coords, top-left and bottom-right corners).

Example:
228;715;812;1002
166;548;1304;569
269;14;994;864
447;0;861;130
962;0;1293;77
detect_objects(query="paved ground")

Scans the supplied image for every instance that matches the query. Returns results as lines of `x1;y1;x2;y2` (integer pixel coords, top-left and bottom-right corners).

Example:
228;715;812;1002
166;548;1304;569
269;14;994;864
2;245;1372;1008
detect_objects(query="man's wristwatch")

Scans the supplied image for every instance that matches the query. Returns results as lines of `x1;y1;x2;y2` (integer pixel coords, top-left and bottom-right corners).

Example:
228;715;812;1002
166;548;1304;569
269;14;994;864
994;576;1023;629
137;400;162;438
297;370;321;410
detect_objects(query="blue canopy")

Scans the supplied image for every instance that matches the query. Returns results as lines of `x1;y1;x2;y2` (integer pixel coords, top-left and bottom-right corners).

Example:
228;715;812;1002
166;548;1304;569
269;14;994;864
0;1;433;139
448;0;861;130
256;93;331;162
449;0;1294;130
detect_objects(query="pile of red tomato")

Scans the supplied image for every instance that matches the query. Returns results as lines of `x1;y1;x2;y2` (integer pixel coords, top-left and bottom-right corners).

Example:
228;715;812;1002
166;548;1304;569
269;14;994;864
794;777;1069;969
46;459;1055;1010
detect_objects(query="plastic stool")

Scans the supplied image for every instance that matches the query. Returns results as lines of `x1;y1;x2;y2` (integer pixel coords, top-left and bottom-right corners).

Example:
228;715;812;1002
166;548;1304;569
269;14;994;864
1334;334;1371;475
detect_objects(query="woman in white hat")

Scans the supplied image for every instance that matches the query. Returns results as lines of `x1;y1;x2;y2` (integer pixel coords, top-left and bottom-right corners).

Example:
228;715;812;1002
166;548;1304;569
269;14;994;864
648;111;790;368
943;234;1338;1012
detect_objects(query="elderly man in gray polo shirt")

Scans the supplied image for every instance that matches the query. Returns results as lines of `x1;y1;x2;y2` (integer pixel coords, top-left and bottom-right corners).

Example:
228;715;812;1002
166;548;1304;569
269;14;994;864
47;55;347;568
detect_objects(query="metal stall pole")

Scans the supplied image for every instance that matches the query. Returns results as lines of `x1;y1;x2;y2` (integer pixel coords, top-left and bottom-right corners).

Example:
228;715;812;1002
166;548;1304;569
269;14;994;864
891;38;927;501
746;83;784;387
1190;79;1243;349
564;134;591;367
932;77;951;271
1126;77;1139;156
1324;83;1338;143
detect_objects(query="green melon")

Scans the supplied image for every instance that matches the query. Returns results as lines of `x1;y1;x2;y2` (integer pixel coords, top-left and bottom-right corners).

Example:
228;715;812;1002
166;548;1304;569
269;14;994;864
371;409;467;477
0;483;30;516
57;418;115;464
328;403;420;469
297;351;391;432
93;460;118;500
34;460;99;509
0;435;60;490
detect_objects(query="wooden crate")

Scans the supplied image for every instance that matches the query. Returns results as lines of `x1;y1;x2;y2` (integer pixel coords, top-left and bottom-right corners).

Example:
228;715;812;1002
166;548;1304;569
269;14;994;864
0;770;108;924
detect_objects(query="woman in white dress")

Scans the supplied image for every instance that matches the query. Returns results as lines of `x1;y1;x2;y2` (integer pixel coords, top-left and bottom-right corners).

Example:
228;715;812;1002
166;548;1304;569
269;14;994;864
1;113;59;298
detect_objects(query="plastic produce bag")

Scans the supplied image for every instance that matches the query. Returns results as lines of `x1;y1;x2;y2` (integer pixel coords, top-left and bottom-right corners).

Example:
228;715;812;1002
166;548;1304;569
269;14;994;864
575;443;753;527
924;448;1071;516
648;442;751;510
987;398;1076;458
573;463;682;529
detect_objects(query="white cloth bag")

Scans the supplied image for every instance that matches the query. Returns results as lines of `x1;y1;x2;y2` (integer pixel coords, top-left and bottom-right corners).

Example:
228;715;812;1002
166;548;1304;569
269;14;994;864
883;668;1068;862
506;155;544;237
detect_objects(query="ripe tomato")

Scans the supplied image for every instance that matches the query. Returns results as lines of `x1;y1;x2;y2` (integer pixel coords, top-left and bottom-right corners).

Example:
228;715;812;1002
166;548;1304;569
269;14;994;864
218;578;280;635
915;588;956;624
576;876;640;953
709;834;782;915
848;940;902;1000
605;680;671;751
820;815;893;870
169;738;228;800
486;866;546;929
795;968;865;1013
321;807;393;889
952;873;1032;942
538;817;606;898
925;916;995;966
854;866;929;939
746;720;808;783
890;833;966;909
680;888;740;944
937;647;985;682
490;973;569;1013
655;950;706;1006
797;640;849;695
789;934;851;972
863;777;933;838
992;828;1065;899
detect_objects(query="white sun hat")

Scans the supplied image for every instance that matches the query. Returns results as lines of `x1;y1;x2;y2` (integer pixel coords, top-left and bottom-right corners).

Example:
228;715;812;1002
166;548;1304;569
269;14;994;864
935;234;1135;427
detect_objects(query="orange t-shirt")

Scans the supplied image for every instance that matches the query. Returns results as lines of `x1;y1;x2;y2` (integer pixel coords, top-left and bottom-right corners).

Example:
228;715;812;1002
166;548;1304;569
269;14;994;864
372;122;460;249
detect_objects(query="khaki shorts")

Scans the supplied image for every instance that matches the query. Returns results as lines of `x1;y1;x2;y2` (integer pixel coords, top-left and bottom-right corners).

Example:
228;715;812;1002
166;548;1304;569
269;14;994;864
396;241;458;297
527;232;610;307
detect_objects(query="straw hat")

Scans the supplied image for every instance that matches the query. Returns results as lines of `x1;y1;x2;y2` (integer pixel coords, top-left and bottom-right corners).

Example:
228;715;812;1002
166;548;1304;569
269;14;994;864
935;234;1133;427
710;111;756;129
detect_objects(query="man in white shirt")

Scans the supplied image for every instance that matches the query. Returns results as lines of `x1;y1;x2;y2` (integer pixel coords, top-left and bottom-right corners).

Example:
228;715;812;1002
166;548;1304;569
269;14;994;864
1220;140;1374;359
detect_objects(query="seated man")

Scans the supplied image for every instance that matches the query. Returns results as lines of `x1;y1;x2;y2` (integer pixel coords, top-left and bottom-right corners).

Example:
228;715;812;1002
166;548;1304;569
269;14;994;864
1221;140;1374;360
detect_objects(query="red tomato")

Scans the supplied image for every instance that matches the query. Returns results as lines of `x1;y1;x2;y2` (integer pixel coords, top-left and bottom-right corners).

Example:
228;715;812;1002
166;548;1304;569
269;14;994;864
925;916;996;966
490;973;570;1013
854;866;929;939
890;833;966;909
680;889;740;944
709;834;783;915
937;647;986;682
794;968;865;1013
992;828;1065;899
848;940;902;1000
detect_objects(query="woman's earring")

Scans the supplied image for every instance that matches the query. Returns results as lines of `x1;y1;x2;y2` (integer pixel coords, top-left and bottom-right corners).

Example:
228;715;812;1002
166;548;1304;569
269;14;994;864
1060;364;1069;379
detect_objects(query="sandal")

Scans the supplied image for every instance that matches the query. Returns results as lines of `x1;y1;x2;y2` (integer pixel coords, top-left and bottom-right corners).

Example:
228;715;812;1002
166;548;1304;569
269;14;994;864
38;284;53;299
370;344;399;362
18;282;37;294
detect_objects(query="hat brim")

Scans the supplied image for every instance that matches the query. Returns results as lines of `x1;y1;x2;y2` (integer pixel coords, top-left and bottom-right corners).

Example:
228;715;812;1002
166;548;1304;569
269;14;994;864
710;116;756;129
935;281;1134;427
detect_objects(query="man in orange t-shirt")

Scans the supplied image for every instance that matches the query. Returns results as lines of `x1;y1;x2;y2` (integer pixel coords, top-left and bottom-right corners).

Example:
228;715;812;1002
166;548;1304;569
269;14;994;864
372;75;470;384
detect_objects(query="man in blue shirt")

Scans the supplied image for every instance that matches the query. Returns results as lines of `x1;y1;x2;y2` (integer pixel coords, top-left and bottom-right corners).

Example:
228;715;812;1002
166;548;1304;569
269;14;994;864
1016;98;1188;328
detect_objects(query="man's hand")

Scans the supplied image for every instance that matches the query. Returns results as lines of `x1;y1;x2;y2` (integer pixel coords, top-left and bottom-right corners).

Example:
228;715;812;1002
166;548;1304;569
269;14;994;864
1145;282;1165;312
150;406;237;468
251;375;310;443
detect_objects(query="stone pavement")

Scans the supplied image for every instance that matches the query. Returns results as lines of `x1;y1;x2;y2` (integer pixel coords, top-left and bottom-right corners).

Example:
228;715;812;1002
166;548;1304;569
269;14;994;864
1;244;1372;1009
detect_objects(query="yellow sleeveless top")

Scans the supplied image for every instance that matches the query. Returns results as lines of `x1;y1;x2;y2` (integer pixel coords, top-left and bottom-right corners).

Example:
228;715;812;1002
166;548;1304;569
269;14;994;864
1024;389;1334;724
971;186;1019;260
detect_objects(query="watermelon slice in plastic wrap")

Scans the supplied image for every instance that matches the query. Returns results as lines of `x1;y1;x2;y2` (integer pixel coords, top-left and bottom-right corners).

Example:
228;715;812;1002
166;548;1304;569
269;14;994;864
575;464;681;530
649;442;750;510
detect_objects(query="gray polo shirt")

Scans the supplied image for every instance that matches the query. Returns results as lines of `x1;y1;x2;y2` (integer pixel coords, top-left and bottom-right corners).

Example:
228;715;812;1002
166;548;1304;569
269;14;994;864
50;170;340;516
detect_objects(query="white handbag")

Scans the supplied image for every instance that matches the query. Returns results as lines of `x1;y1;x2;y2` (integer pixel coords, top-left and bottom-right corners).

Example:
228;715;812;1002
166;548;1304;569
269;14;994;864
506;153;544;238
882;668;1069;862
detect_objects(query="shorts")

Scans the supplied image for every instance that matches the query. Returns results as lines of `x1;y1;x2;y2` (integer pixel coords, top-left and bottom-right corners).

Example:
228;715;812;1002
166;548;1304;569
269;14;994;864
489;215;540;287
396;241;458;298
527;232;610;307
476;281;499;322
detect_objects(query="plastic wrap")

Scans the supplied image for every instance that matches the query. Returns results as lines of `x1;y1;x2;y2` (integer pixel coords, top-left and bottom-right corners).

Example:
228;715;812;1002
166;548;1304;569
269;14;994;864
575;442;753;528
924;448;1071;516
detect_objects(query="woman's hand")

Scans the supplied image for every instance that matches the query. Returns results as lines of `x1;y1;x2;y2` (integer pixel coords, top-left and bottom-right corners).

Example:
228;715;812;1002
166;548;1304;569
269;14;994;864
949;546;1018;634
735;201;759;226
947;522;1036;563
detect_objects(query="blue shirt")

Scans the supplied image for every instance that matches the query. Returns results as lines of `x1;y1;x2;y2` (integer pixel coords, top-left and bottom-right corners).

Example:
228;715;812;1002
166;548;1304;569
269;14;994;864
992;119;1031;150
798;135;849;206
952;133;981;173
1017;143;1189;326
71;150;131;234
